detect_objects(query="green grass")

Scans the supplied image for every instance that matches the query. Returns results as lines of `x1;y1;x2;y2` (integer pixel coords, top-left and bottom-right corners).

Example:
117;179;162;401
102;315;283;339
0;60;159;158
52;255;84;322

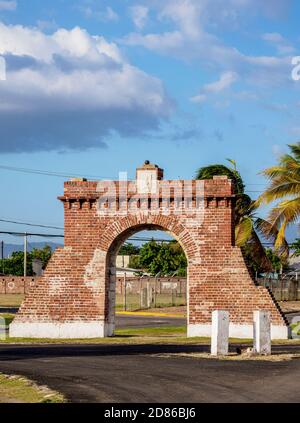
115;325;187;337
1;322;299;346
290;323;300;336
116;293;186;311
0;334;299;346
0;373;65;403
0;292;185;314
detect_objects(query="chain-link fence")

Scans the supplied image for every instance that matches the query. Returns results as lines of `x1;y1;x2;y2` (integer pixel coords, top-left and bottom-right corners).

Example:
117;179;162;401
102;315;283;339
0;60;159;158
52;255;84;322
116;277;187;311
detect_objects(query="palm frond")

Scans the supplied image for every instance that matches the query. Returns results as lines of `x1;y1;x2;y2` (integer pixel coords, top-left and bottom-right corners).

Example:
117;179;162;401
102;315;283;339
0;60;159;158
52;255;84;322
287;143;300;161
255;217;289;258
268;197;300;228
235;217;253;247
258;182;300;204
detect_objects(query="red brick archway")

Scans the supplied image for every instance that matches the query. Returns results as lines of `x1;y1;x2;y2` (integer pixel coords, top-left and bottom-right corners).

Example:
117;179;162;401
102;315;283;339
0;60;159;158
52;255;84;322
10;162;289;339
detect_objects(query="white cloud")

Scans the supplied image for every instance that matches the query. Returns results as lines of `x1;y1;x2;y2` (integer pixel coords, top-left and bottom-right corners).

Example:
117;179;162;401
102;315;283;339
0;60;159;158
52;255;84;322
203;71;238;93
262;32;295;55
158;0;203;39
191;71;238;103
79;2;119;22
123;0;293;87
104;6;119;22
0;0;16;11
130;5;149;30
0;23;172;152
190;93;207;104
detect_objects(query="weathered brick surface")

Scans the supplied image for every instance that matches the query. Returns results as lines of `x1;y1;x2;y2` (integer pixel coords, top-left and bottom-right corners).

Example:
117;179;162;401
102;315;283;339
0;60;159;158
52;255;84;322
13;174;287;332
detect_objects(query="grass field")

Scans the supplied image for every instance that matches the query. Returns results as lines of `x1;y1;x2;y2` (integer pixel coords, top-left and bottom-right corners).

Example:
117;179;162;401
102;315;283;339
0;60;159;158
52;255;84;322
0;373;65;403
1;319;300;346
116;293;186;311
0;293;186;312
0;294;24;307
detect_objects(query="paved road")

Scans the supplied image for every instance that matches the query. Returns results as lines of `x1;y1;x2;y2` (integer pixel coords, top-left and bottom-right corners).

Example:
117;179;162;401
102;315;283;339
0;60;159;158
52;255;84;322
115;314;185;328
0;313;299;403
0;343;300;403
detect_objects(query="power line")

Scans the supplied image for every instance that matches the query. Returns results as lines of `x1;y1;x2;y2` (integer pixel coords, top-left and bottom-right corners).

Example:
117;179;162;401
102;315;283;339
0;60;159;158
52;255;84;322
0;164;269;185
0;218;63;230
0;230;64;238
0;230;296;248
0;164;127;181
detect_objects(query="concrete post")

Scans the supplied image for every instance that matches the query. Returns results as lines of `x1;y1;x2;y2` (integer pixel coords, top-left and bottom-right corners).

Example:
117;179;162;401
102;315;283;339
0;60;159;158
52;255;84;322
140;288;148;309
253;311;271;355
123;273;127;311
211;310;230;356
147;282;153;308
172;289;176;306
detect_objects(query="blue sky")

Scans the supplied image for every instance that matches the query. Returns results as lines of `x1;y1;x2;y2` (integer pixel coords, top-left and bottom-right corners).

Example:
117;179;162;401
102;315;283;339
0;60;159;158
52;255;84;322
0;0;300;244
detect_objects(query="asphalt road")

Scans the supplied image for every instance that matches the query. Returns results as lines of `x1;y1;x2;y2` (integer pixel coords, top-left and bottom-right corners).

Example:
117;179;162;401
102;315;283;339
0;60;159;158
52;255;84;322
115;314;185;328
0;343;300;403
0;314;300;403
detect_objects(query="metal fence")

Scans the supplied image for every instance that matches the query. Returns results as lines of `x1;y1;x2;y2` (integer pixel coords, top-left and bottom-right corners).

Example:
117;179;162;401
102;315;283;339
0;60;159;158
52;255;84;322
116;277;187;311
256;277;300;301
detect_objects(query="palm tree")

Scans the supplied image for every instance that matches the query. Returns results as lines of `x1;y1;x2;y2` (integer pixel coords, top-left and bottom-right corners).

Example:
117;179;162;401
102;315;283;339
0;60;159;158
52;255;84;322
256;143;300;257
195;160;273;272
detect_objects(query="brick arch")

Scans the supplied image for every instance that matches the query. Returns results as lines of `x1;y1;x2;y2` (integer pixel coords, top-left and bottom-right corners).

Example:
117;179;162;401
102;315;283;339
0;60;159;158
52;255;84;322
10;163;289;340
99;215;198;261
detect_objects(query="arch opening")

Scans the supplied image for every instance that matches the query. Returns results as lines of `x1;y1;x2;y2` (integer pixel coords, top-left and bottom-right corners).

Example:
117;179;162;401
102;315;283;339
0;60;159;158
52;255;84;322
105;224;189;337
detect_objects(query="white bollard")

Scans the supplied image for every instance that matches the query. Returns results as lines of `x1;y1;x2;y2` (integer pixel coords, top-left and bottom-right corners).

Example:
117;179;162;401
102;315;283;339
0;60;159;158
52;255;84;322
253;311;271;355
211;310;230;356
0;317;6;340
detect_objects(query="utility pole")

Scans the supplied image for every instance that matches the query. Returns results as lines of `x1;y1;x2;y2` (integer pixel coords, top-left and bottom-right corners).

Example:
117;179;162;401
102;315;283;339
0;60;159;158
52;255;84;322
0;241;3;260
24;233;28;277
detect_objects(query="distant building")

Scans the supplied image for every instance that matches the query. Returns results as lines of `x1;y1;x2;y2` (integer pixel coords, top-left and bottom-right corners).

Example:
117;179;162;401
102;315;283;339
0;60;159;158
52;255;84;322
116;255;140;276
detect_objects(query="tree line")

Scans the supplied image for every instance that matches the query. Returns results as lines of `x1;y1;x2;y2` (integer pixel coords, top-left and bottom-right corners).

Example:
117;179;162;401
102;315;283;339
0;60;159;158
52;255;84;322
0;246;52;276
